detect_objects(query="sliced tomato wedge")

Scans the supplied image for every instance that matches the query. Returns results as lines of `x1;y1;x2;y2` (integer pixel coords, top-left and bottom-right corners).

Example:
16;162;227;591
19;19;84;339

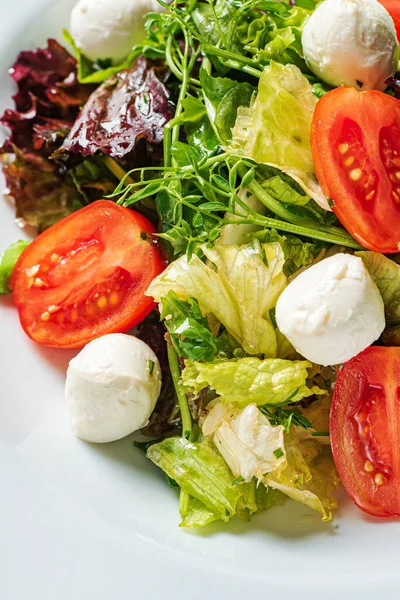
378;0;400;40
311;87;400;253
330;346;400;517
11;200;164;348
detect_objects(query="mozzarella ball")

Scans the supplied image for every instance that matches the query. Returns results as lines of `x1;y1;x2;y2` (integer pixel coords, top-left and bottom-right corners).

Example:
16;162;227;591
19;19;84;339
65;333;162;443
70;0;164;64
302;0;398;91
275;254;385;366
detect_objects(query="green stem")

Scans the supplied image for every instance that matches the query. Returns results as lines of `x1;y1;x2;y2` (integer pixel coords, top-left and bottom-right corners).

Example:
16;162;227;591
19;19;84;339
165;34;186;81
167;344;192;440
164;124;172;169
102;156;135;186
241;168;310;224
167;343;192;518
222;216;364;249
202;44;263;72
240;167;363;247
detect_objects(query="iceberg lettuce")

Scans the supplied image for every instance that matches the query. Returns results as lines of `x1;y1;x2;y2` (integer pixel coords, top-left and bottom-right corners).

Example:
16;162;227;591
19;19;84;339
357;251;400;324
202;402;286;482
182;356;325;406
265;429;339;521
228;61;329;210
147;240;286;357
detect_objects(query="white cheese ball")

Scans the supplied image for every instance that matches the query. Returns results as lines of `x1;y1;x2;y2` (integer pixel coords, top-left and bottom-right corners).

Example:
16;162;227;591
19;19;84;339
302;0;398;91
275;254;385;366
65;333;162;443
70;0;164;64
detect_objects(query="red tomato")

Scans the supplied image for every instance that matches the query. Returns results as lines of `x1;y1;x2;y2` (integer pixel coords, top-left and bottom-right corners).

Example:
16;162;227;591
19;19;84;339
378;0;400;40
311;87;400;254
12;200;164;348
330;346;400;517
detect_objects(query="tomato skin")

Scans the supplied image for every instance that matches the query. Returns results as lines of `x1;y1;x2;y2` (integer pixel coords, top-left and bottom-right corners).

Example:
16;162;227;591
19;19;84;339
12;200;164;348
311;87;400;254
378;0;400;40
330;346;400;518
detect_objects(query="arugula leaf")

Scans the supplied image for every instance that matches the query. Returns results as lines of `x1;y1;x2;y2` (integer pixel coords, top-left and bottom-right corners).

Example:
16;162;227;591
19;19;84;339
161;291;224;361
228;61;329;210
0;240;29;294
147;240;287;357
182;356;325;406
357;251;400;324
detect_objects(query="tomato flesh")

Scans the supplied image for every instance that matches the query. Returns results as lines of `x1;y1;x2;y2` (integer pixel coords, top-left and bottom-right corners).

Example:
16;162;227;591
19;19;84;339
311;87;400;253
330;347;400;517
12;200;164;348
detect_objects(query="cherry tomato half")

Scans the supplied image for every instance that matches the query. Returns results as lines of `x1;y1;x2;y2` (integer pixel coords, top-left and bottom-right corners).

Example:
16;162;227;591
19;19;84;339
330;346;400;517
11;200;164;348
311;87;400;253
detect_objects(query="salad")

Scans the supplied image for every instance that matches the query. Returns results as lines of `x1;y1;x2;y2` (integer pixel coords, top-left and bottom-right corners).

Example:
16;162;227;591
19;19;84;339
1;0;400;527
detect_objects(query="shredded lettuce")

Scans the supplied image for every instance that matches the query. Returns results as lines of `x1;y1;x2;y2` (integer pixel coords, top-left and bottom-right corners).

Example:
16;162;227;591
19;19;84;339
228;61;329;210
203;402;286;482
147;240;287;357
0;240;29;294
357;251;400;324
182;356;325;406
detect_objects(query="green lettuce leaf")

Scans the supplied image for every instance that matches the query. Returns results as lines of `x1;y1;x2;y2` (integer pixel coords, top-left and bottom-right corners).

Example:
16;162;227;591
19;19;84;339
174;96;219;158
202;402;286;482
147;240;287;357
160;290;225;362
228;61;329;210
147;437;242;522
180;497;219;528
182;357;325;406
236;3;310;69
357;251;400;324
218;188;264;246
180;478;285;527
63;29;137;84
265;429;339;521
0;240;30;294
253;228;323;277
200;70;254;143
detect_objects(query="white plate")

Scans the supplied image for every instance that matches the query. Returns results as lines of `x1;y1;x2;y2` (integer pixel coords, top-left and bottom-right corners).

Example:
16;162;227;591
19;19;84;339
1;2;399;599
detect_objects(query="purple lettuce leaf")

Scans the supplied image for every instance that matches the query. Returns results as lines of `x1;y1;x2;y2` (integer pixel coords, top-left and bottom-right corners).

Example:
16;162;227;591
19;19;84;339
56;56;173;160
